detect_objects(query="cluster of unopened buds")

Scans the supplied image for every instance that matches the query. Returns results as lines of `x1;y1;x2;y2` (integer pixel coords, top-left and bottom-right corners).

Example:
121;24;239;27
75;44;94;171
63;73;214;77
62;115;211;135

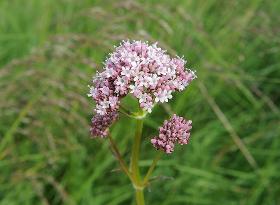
88;40;196;205
151;114;192;153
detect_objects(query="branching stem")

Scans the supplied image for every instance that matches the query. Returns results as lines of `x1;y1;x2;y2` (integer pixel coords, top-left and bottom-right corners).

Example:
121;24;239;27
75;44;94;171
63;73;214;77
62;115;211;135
108;134;133;181
143;152;162;186
109;108;161;205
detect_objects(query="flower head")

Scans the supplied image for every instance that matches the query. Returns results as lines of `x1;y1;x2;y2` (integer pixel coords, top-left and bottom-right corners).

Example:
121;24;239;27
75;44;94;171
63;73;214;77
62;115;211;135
88;40;196;115
151;114;192;153
90;111;118;138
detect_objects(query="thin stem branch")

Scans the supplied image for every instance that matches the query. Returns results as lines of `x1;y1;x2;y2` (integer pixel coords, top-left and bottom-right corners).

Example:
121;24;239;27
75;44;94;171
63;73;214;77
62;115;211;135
119;109;133;118
120;105;131;114
143;152;162;186
108;134;133;181
119;107;147;120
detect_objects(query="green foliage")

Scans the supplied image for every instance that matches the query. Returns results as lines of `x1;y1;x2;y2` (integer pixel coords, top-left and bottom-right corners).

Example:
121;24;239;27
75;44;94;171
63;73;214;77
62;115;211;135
0;0;279;204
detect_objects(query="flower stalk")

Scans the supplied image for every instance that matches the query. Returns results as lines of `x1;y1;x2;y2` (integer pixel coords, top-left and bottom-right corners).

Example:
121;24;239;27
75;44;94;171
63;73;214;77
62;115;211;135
131;118;143;183
108;109;161;205
106;109;147;204
135;188;145;205
131;109;145;205
89;40;196;205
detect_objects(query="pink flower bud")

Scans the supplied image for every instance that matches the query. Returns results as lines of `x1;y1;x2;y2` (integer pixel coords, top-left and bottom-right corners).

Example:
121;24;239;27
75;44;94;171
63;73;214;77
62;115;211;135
151;114;192;153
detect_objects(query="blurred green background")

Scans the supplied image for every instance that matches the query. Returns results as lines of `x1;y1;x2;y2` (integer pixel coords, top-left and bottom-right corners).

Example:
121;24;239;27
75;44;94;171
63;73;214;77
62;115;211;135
0;0;280;204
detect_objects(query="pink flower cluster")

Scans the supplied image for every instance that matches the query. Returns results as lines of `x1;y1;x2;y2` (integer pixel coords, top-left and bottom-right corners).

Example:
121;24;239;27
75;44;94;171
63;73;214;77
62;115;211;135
88;40;196;115
151;114;192;153
90;111;118;138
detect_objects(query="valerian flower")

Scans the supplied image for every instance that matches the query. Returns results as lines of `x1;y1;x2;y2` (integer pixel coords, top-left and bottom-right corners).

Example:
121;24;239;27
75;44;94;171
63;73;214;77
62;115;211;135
88;39;197;205
88;40;196;115
151;114;192;153
88;40;196;138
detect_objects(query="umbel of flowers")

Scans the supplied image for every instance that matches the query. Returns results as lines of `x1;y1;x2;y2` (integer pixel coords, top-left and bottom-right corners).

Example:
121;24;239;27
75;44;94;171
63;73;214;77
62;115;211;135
88;40;196;205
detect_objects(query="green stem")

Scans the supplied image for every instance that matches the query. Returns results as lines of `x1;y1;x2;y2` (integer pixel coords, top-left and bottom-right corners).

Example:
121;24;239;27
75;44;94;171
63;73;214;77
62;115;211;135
143;152;162;186
108;134;133;181
131;119;143;180
135;189;145;205
119;109;134;118
109;106;163;205
131;118;144;205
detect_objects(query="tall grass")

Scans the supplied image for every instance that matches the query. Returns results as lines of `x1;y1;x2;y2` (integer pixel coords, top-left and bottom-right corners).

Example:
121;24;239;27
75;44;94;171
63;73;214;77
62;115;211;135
0;0;279;204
